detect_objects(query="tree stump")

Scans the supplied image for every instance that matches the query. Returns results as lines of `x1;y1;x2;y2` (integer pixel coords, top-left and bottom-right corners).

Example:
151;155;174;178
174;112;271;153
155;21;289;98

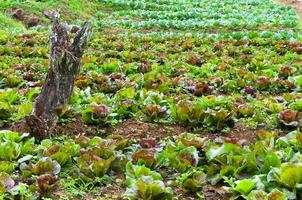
24;17;93;140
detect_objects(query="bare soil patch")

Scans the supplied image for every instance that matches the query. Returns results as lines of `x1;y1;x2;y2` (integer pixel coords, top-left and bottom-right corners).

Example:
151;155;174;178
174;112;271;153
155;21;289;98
104;119;188;140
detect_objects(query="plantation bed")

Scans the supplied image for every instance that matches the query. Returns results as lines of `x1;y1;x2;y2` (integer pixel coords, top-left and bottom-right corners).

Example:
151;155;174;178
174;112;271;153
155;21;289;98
0;0;302;199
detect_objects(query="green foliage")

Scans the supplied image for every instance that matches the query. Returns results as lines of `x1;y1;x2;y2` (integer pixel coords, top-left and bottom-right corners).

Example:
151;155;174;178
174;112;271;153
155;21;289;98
20;157;61;176
233;179;257;196
277;164;302;189
0;0;302;198
82;104;111;125
0;172;14;193
177;169;207;192
42;140;80;166
100;0;299;31
157;143;199;173
0;0;103;32
125;162;173;200
0;161;14;174
171;99;204;125
262;152;281;173
289;99;302;112
77;147;115;178
0;130;34;162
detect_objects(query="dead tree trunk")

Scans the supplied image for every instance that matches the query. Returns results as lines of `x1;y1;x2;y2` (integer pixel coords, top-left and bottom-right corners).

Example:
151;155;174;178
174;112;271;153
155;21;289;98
24;17;93;140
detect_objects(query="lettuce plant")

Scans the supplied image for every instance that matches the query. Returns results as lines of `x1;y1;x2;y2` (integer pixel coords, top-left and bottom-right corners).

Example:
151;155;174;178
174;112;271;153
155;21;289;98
115;99;138;118
203;108;234;131
37;174;59;194
276;130;302;151
42;140;80;166
132;149;156;168
0;130;35;162
247;189;287;200
82;104;111;125
0;161;14;174
138;90;171;122
0;172;14;193
278;109;301;127
206;143;257;184
75;136;91;148
176;133;208;149
171;99;204;125
275;163;302;189
157;143;199;173
20;157;61;177
125;162;172;200
289;100;302;112
177;169;207;192
77;147;115;178
228;178;257;198
142;104;168;121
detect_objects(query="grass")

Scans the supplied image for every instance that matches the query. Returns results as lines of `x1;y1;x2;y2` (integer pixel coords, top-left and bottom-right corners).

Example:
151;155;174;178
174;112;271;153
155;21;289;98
0;12;25;32
0;0;105;32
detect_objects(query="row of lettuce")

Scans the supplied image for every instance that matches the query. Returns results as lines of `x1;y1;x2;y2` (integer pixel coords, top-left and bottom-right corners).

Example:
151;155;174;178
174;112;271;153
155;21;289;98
0;86;301;133
1;129;302;199
0;32;302;130
97;0;299;31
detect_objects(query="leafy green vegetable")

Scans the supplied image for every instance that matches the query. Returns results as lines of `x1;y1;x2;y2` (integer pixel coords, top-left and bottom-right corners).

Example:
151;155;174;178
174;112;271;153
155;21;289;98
206;143;243;161
132;149;156;168
234;179;257;195
0;161;14;174
176;133;208;149
125;162;172;200
0;172;14;193
177;169;206;192
0;130;34;161
20;157;61;176
262;152;281;173
157;144;199;173
277;163;302;189
247;190;267;200
43;140;80;166
171;100;204;125
82;104;111;125
77;147;115;178
37;174;59;194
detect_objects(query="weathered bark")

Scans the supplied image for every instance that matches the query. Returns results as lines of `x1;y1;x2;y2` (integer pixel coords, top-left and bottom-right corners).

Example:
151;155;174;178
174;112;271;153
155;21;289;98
24;17;93;140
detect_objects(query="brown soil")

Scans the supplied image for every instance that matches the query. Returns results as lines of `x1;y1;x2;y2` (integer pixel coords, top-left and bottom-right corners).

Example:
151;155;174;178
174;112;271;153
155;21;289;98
51;116;260;146
52;116;188;140
203;185;232;200
201;123;257;145
93;174;126;200
104;119;188;140
54;115;99;136
276;0;302;21
9;113;258;147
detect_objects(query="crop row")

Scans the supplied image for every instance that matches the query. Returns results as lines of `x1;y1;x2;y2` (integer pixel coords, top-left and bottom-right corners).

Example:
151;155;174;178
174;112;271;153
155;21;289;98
1;129;302;199
111;9;295;22
102;0;289;11
0;33;301;131
98;18;297;30
99;0;299;31
118;30;302;41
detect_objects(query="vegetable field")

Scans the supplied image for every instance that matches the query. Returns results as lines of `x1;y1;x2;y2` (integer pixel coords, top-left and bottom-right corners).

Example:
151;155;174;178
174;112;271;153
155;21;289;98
0;0;302;199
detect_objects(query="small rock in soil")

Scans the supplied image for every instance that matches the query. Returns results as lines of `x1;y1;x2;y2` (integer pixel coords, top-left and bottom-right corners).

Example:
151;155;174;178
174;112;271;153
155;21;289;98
26;16;40;27
43;8;55;19
12;8;26;20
